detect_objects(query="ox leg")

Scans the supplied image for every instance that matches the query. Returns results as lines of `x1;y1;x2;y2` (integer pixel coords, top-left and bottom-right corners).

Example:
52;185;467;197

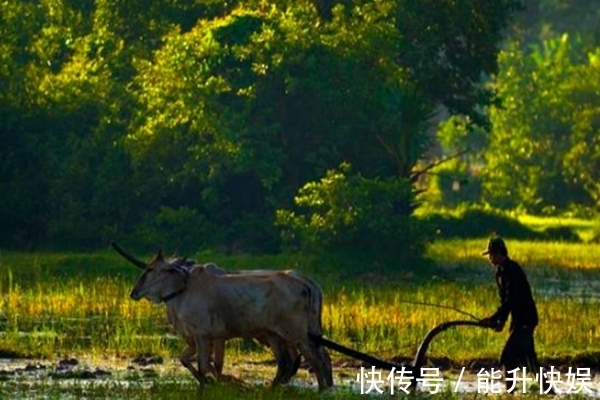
193;335;213;385
267;335;293;386
320;346;333;387
280;344;301;384
180;344;204;383
256;334;296;385
180;337;219;380
298;340;331;391
211;339;226;379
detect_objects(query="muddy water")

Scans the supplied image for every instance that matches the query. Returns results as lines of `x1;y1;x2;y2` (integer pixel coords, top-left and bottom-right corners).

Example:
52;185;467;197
535;278;600;303
2;357;600;398
340;366;600;397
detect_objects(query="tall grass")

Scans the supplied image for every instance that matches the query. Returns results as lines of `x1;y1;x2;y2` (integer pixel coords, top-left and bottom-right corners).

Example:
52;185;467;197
0;266;600;360
0;246;599;363
1;240;599;398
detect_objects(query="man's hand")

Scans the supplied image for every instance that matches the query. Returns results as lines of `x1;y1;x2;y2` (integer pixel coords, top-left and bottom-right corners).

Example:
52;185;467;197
479;317;503;332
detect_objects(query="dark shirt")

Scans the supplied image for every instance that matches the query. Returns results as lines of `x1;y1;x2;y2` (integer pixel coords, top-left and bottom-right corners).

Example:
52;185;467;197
490;257;539;330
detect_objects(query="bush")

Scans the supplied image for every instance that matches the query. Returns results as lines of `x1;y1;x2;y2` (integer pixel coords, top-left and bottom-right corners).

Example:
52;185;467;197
542;226;581;243
275;163;432;270
420;206;545;240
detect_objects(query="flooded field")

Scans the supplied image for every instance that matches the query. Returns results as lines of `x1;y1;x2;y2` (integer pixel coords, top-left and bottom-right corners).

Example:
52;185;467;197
2;353;600;398
1;242;600;398
535;278;600;303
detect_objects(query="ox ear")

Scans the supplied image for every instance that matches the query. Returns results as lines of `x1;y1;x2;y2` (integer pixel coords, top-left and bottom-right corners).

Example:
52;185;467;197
157;249;164;261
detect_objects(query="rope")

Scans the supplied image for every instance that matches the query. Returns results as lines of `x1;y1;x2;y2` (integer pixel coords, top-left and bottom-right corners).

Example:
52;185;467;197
396;300;481;321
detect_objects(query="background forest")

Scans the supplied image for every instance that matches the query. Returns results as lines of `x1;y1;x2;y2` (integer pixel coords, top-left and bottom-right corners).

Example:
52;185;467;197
2;0;600;266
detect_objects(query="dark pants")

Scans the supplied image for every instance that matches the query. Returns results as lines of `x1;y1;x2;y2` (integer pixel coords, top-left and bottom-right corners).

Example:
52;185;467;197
500;325;540;372
500;325;555;394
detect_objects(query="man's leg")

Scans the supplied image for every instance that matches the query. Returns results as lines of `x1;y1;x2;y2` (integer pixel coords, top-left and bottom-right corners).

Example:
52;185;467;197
500;330;520;394
524;328;555;395
502;326;555;395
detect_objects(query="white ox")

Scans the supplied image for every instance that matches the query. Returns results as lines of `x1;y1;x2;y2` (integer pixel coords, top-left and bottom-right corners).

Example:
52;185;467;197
124;248;333;390
190;262;332;385
164;259;331;385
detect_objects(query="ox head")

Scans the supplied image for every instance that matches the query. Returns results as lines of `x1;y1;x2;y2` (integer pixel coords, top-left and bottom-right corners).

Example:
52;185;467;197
111;242;190;304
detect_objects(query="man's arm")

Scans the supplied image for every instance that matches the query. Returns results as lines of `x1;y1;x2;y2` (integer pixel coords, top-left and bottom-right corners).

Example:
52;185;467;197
482;270;512;330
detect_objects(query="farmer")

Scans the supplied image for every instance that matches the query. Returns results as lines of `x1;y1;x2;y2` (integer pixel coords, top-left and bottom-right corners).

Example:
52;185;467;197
479;236;555;394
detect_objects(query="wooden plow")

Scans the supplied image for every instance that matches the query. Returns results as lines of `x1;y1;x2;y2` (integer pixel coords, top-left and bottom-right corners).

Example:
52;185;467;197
312;320;487;388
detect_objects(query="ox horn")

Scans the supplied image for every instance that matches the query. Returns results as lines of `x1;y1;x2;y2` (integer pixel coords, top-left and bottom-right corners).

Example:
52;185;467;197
110;241;147;269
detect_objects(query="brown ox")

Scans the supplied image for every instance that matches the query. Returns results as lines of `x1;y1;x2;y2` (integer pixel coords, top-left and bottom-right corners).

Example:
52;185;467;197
123;248;332;390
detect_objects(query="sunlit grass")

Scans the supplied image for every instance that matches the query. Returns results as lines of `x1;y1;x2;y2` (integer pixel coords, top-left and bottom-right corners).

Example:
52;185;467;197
0;263;598;365
0;237;599;393
511;212;597;242
427;239;600;271
516;213;595;231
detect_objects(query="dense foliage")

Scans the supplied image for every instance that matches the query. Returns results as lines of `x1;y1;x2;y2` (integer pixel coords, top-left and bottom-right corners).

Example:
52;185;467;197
432;32;600;217
485;35;600;213
0;0;523;261
16;1;600;253
275;163;430;265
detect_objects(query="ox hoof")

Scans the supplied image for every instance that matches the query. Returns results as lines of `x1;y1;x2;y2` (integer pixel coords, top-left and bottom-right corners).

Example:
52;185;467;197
194;375;216;386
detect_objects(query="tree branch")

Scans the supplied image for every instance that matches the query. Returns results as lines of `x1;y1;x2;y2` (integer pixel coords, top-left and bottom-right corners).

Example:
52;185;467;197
410;148;470;183
375;134;405;178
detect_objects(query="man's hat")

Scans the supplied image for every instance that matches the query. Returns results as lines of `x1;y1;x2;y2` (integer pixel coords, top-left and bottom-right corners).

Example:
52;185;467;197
481;237;507;255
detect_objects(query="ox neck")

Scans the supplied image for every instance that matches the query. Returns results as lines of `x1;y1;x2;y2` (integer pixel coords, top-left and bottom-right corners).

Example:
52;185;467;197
161;287;186;303
160;269;190;303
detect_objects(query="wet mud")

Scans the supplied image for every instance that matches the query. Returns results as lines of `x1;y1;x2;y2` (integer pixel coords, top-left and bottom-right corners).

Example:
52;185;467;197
1;353;600;396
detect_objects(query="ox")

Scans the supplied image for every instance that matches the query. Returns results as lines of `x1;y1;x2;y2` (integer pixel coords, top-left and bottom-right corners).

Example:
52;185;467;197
166;259;328;385
197;262;332;385
116;244;332;390
113;243;327;385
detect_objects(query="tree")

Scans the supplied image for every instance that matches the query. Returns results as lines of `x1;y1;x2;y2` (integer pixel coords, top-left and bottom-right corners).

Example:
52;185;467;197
484;35;596;213
0;0;524;252
129;1;522;253
392;0;523;130
563;47;600;206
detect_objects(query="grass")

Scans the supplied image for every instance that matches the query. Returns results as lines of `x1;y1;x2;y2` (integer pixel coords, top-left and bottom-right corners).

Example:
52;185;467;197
1;237;600;397
428;238;600;271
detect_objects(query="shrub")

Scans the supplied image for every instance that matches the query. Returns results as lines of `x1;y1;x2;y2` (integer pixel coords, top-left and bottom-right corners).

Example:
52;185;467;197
420;206;545;240
275;163;432;270
542;226;581;243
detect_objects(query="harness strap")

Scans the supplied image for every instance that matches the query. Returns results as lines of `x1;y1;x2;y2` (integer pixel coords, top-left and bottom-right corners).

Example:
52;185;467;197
161;287;186;303
160;267;189;303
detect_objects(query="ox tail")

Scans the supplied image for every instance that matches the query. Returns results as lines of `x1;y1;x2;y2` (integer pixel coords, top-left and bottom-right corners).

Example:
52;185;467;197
305;277;324;335
308;334;409;372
